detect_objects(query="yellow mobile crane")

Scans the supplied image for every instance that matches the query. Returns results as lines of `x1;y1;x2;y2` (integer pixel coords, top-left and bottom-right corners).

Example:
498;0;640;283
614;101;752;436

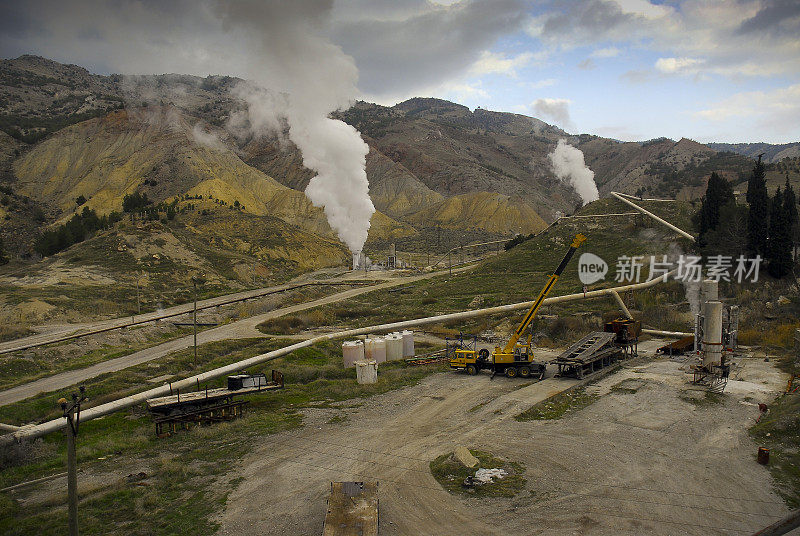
450;233;586;378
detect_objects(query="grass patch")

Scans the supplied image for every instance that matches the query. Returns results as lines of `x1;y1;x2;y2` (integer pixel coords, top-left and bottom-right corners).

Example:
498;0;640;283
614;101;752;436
679;390;725;407
514;387;598;421
610;379;646;394
751;392;800;508
0;327;194;391
429;449;526;498
469;401;489;413
327;414;348;424
0;336;448;535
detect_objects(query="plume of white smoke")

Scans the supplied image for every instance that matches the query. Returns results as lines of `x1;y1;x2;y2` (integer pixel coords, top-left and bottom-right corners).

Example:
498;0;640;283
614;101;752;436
217;1;375;253
191;123;227;151
548;139;599;205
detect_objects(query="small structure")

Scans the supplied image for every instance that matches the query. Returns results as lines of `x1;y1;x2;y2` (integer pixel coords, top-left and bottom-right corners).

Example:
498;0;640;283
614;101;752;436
657;336;695;356
323;482;379;536
364;337;386;364
387;243;397;269
401;330;415;358
342;341;365;368
146;370;283;436
355;360;378;384
604;318;640;357
385;333;404;361
551;332;621;379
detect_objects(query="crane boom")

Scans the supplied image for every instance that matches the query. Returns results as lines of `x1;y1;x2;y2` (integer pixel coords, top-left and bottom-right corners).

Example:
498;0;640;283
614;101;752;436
502;234;586;354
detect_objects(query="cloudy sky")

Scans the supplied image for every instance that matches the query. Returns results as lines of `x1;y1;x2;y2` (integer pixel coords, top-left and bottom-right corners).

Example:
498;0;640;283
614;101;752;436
1;0;799;143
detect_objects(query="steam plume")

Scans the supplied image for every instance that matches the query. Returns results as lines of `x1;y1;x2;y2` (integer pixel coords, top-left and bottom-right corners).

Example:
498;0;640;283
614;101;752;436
548;139;599;205
218;1;374;253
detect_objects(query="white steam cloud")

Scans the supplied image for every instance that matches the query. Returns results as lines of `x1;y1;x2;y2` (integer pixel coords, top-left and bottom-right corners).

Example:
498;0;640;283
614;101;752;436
218;1;375;253
548;139;599;205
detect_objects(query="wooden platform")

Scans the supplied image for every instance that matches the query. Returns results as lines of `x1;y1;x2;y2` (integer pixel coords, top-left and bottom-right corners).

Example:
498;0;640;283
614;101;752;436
323;481;379;536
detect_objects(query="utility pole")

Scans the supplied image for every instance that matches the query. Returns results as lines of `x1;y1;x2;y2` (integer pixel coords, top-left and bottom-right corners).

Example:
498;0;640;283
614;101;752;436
193;279;197;368
448;250;451;276
191;275;205;369
59;386;87;536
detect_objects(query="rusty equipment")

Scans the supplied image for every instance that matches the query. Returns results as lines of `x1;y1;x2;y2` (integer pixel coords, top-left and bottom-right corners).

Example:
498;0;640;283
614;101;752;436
323;481;378;536
146;370;283;436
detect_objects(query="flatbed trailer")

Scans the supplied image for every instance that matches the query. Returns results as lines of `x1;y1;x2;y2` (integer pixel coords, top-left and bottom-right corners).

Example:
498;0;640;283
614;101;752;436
552;332;622;379
146;370;284;413
146;370;283;436
657;336;695;356
323;481;378;536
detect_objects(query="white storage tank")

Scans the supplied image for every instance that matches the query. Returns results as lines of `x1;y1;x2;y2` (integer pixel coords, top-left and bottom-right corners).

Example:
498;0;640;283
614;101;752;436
365;337;385;362
342;341;365;368
355;360;378;384
371;337;386;363
385;334;404;361
401;330;414;358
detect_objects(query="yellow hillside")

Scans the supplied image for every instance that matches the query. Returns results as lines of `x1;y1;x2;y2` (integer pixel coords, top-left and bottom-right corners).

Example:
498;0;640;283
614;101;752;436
405;191;547;235
13;106;413;244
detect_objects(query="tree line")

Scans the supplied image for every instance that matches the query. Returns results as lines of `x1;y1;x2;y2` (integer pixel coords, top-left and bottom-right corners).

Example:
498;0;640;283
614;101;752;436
34;207;122;257
697;157;797;279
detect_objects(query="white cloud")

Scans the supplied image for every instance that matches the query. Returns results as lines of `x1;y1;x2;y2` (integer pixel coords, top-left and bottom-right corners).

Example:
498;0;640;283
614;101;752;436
527;78;557;89
695;84;800;125
527;0;800;79
590;46;620;58
469;50;533;77
530;98;574;131
440;81;490;101
655;56;705;73
615;0;673;20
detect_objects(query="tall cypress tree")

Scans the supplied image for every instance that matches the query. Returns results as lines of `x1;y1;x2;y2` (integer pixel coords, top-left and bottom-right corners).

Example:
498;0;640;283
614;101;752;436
746;157;769;256
697;172;735;248
767;186;793;278
783;175;798;261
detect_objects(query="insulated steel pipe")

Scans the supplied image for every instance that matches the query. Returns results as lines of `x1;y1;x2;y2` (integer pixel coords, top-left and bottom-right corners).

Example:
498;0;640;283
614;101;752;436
610;192;695;242
0;268;679;446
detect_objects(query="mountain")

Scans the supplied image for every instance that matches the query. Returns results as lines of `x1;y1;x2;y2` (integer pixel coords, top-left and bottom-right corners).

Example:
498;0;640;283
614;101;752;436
707;142;800;163
4;54;794;273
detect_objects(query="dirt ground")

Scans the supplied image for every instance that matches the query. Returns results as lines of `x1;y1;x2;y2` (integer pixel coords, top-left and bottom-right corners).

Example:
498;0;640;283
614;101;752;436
215;341;789;536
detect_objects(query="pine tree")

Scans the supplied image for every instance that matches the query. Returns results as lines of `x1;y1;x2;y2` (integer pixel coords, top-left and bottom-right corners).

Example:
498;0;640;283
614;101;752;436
697;172;735;250
767;186;793;278
746;157;769;256
783;175;799;262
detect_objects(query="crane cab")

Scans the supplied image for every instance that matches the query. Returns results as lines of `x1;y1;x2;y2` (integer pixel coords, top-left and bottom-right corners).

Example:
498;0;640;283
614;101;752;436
490;344;546;379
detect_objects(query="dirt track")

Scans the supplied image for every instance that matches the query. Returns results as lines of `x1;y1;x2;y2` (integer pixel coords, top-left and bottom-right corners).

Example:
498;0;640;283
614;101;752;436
216;343;788;536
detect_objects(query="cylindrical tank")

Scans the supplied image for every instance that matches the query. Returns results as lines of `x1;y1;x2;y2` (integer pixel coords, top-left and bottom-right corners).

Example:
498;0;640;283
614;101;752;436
401;330;415;358
342;341;365;368
371;337;386;363
702;279;718;308
703;300;723;368
364;338;375;361
356;360;378;384
385;334;403;361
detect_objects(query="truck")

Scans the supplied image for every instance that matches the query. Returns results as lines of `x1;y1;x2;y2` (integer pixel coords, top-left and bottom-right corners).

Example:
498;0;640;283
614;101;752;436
449;233;586;378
